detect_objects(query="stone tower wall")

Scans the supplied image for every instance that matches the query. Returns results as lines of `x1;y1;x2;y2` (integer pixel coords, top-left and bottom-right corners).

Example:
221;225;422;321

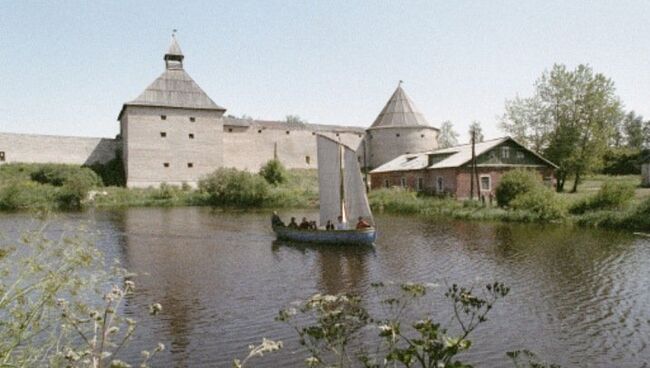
120;106;224;188
367;126;439;169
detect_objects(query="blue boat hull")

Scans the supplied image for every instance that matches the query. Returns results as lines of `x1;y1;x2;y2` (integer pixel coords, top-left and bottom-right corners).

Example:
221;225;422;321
273;225;376;245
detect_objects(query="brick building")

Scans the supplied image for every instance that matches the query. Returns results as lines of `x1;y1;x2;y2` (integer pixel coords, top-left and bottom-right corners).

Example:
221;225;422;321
369;137;557;199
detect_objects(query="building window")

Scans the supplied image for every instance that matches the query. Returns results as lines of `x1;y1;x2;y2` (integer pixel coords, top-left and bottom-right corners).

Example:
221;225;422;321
336;133;340;137
396;133;400;137
189;133;194;139
286;131;290;135
189;117;196;122
228;128;233;133
417;177;424;191
258;129;262;133
437;177;444;192
163;162;170;168
358;134;362;138
161;115;167;120
421;134;425;138
480;175;491;191
305;156;310;165
0;151;5;161
400;177;406;187
312;132;316;135
501;146;510;159
384;179;390;188
187;163;194;168
160;132;167;138
516;150;525;159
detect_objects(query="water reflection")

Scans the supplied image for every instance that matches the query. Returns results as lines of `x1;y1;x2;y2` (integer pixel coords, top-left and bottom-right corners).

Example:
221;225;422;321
1;208;649;367
272;240;374;295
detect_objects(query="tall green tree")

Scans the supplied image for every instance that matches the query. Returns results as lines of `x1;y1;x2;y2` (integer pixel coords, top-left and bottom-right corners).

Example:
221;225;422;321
468;121;484;143
622;111;645;149
438;120;459;148
501;64;623;192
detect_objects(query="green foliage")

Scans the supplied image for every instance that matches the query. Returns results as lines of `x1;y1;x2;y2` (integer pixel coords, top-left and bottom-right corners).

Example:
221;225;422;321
0;224;164;367
86;150;126;186
273;281;510;368
510;187;567;221
0;181;58;211
199;168;270;207
601;148;642;175
496;169;542;207
501;64;624;192
569;182;635;214
30;164;102;188
259;159;288;185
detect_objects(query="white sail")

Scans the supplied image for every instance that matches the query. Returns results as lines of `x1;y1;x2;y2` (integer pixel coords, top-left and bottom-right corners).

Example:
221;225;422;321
343;147;373;225
317;136;342;226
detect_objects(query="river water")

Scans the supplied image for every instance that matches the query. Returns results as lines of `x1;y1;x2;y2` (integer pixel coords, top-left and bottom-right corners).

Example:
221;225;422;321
1;207;649;367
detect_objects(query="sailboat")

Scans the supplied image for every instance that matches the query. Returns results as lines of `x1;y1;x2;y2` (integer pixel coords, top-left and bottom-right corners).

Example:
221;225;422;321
272;135;377;245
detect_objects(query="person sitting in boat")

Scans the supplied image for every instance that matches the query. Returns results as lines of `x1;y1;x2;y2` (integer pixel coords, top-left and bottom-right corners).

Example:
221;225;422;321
325;220;334;230
271;211;285;227
335;215;347;230
356;216;372;229
288;217;298;228
299;217;311;229
309;221;317;230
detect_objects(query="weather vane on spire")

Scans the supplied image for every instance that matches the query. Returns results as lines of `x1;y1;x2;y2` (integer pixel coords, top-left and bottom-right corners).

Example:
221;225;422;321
398;80;404;86
172;29;177;37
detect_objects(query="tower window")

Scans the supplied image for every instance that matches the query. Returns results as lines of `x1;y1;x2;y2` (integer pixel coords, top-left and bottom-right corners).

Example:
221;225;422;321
163;162;170;168
0;151;5;161
421;134;425;138
228;128;233;133
305;156;310;164
187;162;194;168
286;131;290;135
258;129;262;133
358;134;362;138
189;117;196;122
161;115;167;120
160;132;167;138
396;133;400;137
189;133;194;139
312;132;316;135
336;133;340;137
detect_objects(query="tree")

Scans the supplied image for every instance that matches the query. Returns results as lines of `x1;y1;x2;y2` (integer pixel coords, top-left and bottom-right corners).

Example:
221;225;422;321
468;121;484;143
286;115;307;125
500;95;552;152
622;111;645;149
501;64;623;192
437;120;459;148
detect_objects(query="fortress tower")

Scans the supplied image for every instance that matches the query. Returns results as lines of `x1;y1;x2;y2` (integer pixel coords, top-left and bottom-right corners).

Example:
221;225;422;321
118;35;226;187
366;83;439;169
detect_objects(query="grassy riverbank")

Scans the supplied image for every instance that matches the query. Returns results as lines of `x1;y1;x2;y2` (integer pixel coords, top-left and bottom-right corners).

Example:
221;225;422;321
2;163;649;232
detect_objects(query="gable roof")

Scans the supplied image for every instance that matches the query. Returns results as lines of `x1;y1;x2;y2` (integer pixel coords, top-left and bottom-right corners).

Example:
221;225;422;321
369;84;434;129
118;36;224;120
370;137;558;173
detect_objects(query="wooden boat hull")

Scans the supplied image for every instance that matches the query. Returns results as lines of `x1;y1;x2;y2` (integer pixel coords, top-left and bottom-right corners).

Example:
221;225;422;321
272;225;376;245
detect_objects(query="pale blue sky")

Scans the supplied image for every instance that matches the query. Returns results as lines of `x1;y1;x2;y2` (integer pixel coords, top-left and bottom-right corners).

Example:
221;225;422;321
1;1;649;142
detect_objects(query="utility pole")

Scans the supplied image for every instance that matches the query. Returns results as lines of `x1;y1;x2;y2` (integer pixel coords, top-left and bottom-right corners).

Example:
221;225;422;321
470;130;475;200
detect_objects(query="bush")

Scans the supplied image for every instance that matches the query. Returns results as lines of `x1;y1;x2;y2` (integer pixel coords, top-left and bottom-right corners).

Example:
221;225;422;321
0;181;58;211
496;169;542;207
510;187;567;221
259;159;287;185
86;150;126;186
199;168;270;206
569;182;635;214
30;164;101;187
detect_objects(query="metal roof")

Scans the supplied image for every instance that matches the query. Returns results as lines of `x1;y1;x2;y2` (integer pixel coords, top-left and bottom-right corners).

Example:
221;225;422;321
222;117;366;133
369;83;432;129
370;137;558;173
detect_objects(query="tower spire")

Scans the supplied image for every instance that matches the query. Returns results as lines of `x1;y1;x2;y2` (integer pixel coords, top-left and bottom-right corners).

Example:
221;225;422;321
164;31;184;69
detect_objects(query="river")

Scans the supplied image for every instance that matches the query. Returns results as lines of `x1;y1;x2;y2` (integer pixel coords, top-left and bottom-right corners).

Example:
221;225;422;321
1;207;649;367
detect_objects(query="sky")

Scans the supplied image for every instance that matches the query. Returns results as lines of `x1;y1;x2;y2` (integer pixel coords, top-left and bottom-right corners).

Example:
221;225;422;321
1;0;649;142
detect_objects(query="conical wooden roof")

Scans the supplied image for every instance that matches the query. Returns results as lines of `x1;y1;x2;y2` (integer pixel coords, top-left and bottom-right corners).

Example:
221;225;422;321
369;84;430;128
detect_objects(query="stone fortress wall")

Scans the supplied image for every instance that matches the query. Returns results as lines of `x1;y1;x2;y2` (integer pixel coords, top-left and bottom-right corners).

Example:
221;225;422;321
0;132;118;166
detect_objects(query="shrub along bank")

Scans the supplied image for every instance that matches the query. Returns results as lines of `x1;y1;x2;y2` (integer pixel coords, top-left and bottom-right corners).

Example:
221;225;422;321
2;162;649;232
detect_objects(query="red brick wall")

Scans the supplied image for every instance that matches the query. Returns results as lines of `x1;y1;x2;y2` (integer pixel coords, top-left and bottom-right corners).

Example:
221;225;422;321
454;167;555;199
371;166;555;199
